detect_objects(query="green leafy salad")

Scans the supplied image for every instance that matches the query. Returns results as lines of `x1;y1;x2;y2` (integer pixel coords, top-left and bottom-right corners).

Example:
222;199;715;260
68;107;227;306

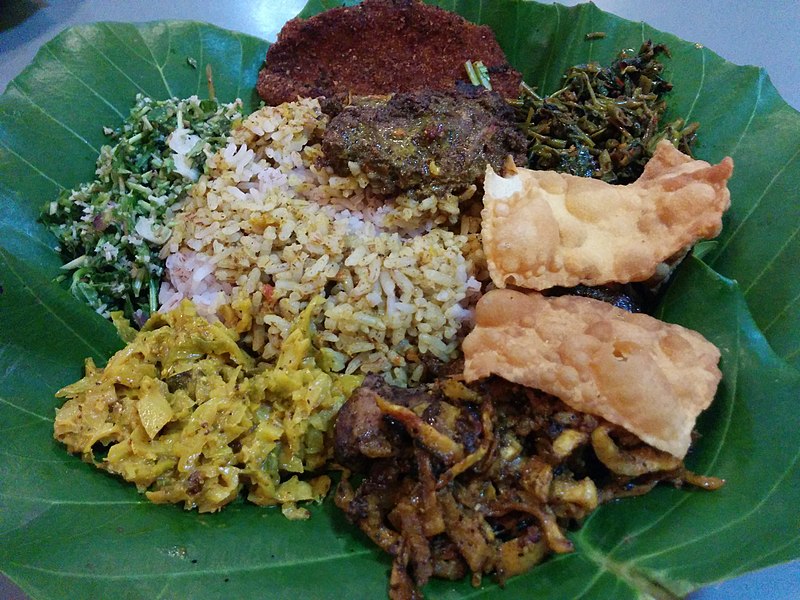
41;94;242;325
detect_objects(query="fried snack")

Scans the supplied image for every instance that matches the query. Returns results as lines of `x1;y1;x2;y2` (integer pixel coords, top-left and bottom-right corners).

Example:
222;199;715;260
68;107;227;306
482;140;733;289
256;0;522;106
462;289;722;458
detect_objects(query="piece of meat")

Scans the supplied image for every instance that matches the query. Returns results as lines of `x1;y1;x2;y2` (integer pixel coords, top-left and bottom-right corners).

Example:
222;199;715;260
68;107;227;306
429;535;467;580
257;0;522;107
334;374;431;469
420;355;465;382
322;88;527;197
376;396;465;465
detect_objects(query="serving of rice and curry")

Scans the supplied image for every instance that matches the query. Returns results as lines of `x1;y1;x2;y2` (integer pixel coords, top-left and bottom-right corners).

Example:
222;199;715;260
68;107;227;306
45;1;734;597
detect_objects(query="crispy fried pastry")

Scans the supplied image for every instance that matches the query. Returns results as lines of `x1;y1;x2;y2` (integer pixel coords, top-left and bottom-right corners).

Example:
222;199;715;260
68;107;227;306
482;140;733;289
462;289;722;458
256;0;522;106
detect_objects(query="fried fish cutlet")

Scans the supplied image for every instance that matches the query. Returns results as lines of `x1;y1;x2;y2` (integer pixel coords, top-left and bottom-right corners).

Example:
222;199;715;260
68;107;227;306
257;0;522;106
321;88;528;197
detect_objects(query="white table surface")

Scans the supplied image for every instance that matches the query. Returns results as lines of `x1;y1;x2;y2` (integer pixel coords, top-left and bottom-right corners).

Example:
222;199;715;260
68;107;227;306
1;1;798;599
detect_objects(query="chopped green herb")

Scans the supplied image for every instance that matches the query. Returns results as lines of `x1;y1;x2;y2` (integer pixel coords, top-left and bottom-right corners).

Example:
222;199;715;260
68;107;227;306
41;94;242;326
511;41;698;183
464;59;492;90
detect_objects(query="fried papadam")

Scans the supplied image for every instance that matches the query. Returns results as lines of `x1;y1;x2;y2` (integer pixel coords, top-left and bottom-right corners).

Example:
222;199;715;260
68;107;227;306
482;140;733;289
462;289;722;458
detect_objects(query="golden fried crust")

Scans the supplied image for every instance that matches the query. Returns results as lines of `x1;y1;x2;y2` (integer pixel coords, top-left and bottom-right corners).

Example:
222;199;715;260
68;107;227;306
462;289;722;458
482;141;734;289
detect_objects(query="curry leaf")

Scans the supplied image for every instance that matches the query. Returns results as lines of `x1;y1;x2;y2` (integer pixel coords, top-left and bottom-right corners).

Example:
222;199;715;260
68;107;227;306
1;4;799;600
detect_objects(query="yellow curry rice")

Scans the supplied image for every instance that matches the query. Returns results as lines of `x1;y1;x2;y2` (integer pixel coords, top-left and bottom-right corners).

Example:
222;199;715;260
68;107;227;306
160;98;483;385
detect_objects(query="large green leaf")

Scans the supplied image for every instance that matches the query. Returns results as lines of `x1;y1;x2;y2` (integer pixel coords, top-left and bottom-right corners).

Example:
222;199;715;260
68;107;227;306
1;3;798;599
468;0;800;370
300;0;800;369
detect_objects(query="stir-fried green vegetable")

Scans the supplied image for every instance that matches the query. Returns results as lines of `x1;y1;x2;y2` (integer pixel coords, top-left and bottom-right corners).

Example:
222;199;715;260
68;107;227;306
511;41;698;183
41;94;242;325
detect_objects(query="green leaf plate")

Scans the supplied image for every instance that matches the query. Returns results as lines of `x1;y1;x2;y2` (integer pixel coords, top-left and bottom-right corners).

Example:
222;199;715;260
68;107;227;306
1;2;798;598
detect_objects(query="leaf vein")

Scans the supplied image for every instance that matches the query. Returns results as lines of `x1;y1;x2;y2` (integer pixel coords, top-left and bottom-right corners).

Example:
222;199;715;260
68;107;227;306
0;396;51;423
235;32;245;102
100;23;152;65
762;288;800;333
731;533;800;578
540;4;561;93
154;579;172;600
711;145;800;261
683;47;706;123
8;548;374;581
630;438;800;565
42;46;126;120
742;225;800;296
0;419;46;435
160;23;173;71
0;492;145;507
0;505;53;538
572;567;606;600
0;218;60;257
728;69;765;158
194;23;204;97
8;82;99;154
0;246;116;361
0;450;70;465
82;26;153;96
0;137;66;190
134;27;174;97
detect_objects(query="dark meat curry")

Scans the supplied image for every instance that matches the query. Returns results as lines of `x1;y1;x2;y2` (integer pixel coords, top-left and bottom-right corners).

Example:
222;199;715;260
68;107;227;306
334;375;723;599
